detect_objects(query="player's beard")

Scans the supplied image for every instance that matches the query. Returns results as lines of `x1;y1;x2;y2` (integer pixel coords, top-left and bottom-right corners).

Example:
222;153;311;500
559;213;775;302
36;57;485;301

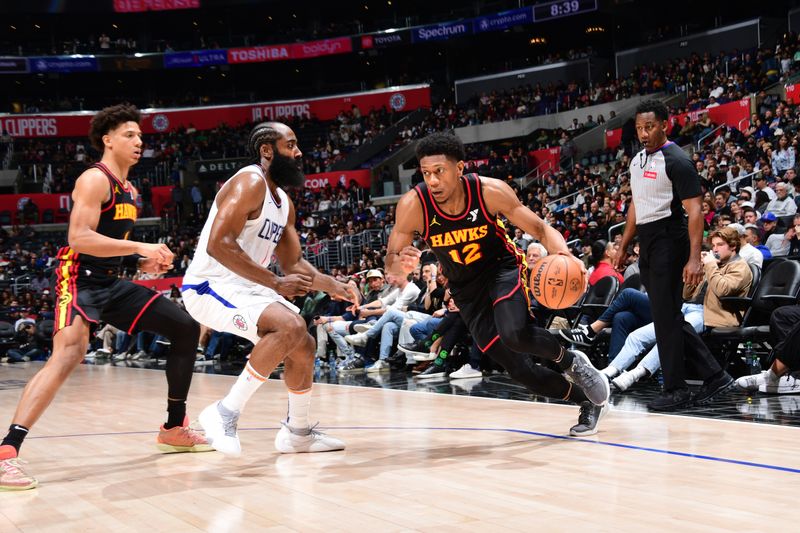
269;152;306;189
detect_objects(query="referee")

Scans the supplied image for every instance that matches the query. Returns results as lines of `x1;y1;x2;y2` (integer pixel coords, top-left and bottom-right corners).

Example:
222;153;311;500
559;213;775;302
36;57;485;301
615;100;733;411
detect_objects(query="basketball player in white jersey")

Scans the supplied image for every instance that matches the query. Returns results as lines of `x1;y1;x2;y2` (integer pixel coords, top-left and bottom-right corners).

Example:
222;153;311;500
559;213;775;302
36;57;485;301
183;122;357;456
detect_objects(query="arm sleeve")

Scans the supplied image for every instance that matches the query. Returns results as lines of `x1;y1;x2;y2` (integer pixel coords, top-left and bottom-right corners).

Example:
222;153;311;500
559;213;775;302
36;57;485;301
665;148;702;200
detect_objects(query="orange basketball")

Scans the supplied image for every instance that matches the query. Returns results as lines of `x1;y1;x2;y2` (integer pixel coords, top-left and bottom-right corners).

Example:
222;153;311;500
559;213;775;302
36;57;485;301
529;254;585;309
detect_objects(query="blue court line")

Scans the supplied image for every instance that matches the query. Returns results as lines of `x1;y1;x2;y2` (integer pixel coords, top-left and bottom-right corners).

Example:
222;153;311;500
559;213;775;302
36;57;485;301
27;425;800;475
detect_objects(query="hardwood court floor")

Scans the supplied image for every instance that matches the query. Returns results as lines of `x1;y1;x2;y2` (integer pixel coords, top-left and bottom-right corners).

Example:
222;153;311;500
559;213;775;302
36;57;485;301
0;362;797;531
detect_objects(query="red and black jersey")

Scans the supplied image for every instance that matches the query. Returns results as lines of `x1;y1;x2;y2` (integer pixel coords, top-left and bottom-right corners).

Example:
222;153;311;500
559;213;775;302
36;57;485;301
414;174;525;288
57;162;138;275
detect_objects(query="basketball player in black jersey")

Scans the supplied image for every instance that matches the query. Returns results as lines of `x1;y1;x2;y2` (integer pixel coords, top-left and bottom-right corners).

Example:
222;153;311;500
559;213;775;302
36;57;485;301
0;104;210;492
386;132;610;436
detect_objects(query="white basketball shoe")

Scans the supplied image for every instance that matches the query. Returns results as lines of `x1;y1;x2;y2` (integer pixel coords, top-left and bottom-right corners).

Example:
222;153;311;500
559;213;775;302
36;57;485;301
274;422;345;453
198;401;241;457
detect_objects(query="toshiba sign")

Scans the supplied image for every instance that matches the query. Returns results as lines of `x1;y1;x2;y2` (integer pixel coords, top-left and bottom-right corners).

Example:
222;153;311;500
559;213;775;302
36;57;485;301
2;117;58;137
227;46;291;64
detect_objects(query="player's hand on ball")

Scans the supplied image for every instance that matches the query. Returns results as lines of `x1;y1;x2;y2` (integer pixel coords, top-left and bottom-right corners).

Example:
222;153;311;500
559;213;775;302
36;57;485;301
397;246;421;274
276;273;313;299
138;242;174;266
556;250;587;288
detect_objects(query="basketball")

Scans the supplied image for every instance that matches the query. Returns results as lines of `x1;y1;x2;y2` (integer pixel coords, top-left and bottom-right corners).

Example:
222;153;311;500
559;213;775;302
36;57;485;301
529;254;585;309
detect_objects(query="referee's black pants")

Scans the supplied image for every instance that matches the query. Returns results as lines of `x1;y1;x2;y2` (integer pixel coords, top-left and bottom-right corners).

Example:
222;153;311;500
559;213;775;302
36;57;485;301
638;219;721;390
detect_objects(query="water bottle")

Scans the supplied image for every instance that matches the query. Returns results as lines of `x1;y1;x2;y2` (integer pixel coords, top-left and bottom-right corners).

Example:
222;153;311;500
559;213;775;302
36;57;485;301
745;342;760;375
656;369;664;389
314;357;322;378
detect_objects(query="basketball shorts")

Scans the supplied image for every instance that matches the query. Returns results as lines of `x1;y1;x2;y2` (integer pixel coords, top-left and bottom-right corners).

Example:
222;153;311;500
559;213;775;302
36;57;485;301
52;262;162;335
450;266;532;353
181;278;299;345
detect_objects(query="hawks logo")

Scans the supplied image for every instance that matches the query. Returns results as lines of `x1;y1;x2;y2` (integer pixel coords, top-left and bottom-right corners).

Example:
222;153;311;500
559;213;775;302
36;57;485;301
232;315;248;331
58;292;73;307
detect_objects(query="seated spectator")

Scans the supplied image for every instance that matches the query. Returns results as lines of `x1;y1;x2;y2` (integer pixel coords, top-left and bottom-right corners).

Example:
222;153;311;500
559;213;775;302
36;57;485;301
513;228;530;251
755;174;776;201
344;272;422;372
766;182;797;216
765;213;800;257
3;319;47;363
89;323;120;358
588;240;623;286
760;211;780;242
410;296;479;380
727;223;763;269
744;223;772;260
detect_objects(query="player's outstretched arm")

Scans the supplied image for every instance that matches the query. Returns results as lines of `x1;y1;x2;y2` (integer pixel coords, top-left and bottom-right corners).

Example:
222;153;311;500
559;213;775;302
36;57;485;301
481;177;570;256
206;172;309;297
384;190;424;278
275;198;358;304
68;168;172;265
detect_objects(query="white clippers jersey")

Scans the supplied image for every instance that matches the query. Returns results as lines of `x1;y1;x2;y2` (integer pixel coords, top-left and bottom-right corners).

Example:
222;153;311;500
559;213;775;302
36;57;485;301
184;164;288;285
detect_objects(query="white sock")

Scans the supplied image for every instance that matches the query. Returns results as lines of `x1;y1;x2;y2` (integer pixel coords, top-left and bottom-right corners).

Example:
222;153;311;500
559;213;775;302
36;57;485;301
286;388;312;430
221;362;266;412
630;366;647;381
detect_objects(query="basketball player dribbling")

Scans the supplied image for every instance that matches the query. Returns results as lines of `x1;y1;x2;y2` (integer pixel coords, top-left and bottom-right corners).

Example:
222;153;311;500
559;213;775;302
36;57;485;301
183;122;358;456
386;132;610;435
0;104;210;492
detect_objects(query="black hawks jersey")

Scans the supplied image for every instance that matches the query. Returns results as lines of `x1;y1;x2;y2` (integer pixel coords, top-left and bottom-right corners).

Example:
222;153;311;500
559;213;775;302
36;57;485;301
58;162;138;273
414;174;524;288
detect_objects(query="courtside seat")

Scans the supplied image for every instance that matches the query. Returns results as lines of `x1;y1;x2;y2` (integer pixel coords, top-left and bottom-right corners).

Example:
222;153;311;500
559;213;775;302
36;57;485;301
705;260;800;372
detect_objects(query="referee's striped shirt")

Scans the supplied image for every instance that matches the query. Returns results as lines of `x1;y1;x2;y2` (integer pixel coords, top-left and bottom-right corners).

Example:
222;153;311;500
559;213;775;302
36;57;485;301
629;141;703;225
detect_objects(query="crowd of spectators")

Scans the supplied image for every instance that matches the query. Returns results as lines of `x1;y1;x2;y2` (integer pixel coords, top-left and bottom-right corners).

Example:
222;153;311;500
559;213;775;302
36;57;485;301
430;33;800;131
